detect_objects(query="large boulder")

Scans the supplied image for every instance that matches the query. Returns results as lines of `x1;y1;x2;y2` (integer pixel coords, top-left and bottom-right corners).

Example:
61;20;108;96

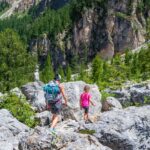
107;80;150;106
85;105;150;150
35;111;51;126
62;81;102;121
0;109;30;150
101;97;122;112
19;120;111;150
21;81;45;112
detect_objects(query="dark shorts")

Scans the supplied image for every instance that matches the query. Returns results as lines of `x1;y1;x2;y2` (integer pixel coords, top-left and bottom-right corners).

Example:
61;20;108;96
48;100;62;115
83;106;89;114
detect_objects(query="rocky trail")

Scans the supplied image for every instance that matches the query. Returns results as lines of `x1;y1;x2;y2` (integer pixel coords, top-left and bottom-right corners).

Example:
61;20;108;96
0;81;150;150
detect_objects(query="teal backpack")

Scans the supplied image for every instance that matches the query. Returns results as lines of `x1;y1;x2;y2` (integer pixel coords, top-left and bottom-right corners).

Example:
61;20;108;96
43;81;61;104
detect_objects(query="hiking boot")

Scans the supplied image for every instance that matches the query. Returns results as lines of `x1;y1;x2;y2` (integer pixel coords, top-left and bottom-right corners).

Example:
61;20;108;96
50;128;56;135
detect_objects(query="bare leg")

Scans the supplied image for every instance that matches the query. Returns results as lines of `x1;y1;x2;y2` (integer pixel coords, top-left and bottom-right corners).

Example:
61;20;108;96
84;113;88;121
51;114;59;129
86;113;89;121
84;113;86;121
51;115;55;122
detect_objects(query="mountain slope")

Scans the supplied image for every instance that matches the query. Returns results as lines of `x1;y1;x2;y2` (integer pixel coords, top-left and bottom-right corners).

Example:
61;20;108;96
0;0;150;69
0;0;40;19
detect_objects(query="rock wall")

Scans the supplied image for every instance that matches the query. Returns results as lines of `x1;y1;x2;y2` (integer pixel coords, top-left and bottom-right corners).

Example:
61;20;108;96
72;0;147;59
30;0;149;65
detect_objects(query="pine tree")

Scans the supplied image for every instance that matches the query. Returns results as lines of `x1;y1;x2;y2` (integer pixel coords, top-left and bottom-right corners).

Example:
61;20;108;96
131;53;140;79
125;49;133;79
58;65;65;81
92;55;103;83
41;53;54;83
66;64;72;81
78;63;85;80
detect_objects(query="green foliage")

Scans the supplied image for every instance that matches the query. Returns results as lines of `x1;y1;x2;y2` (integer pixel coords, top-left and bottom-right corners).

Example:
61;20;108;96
30;5;72;39
0;4;72;43
0;1;9;13
77;64;92;83
92;55;103;83
115;12;130;20
71;0;106;18
144;96;150;104
66;64;72;81
58;66;65;81
0;29;36;92
90;46;150;90
79;129;96;135
0;94;39;128
101;91;115;102
0;15;33;43
40;53;54;83
146;18;150;40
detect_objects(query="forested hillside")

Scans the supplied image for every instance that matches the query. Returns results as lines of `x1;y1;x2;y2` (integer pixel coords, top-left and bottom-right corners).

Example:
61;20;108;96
0;0;150;91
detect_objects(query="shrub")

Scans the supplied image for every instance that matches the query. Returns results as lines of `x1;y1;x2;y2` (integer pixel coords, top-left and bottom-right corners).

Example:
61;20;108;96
0;94;39;128
101;91;115;102
79;129;96;135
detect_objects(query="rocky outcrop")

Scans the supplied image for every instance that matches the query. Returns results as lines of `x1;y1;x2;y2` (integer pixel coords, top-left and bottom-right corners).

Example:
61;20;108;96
102;97;122;112
18;105;150;150
107;80;150;106
19;120;111;150
21;81;45;112
21;81;102;121
0;109;29;150
30;34;66;68
86;105;150;150
72;0;147;60
35;111;51;126
0;83;150;150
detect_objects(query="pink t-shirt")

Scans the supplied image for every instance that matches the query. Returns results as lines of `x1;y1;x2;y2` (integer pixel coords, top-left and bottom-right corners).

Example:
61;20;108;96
80;92;91;107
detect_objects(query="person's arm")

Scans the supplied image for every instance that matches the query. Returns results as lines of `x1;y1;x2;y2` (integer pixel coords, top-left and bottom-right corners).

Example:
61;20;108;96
59;84;67;105
89;95;95;106
90;99;95;106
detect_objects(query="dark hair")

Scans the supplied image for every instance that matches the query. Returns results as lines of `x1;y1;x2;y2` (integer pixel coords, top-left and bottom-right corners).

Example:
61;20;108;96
54;74;61;81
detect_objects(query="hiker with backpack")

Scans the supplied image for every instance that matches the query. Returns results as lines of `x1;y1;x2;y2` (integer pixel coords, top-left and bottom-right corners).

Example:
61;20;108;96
43;74;67;133
80;85;95;123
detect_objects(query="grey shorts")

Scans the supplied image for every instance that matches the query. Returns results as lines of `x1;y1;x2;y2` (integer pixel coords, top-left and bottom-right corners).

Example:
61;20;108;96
83;106;89;114
49;100;62;115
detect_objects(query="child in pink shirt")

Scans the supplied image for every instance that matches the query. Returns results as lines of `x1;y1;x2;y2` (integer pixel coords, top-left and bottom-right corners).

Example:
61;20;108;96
80;85;95;122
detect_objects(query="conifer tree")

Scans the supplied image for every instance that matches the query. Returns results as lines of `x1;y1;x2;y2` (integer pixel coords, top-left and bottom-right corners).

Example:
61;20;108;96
131;53;140;79
58;65;65;81
66;64;72;81
41;53;54;83
78;63;85;80
92;55;103;83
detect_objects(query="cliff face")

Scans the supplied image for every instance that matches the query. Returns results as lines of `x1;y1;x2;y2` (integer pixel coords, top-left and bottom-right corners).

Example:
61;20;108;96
72;0;148;59
31;0;149;66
